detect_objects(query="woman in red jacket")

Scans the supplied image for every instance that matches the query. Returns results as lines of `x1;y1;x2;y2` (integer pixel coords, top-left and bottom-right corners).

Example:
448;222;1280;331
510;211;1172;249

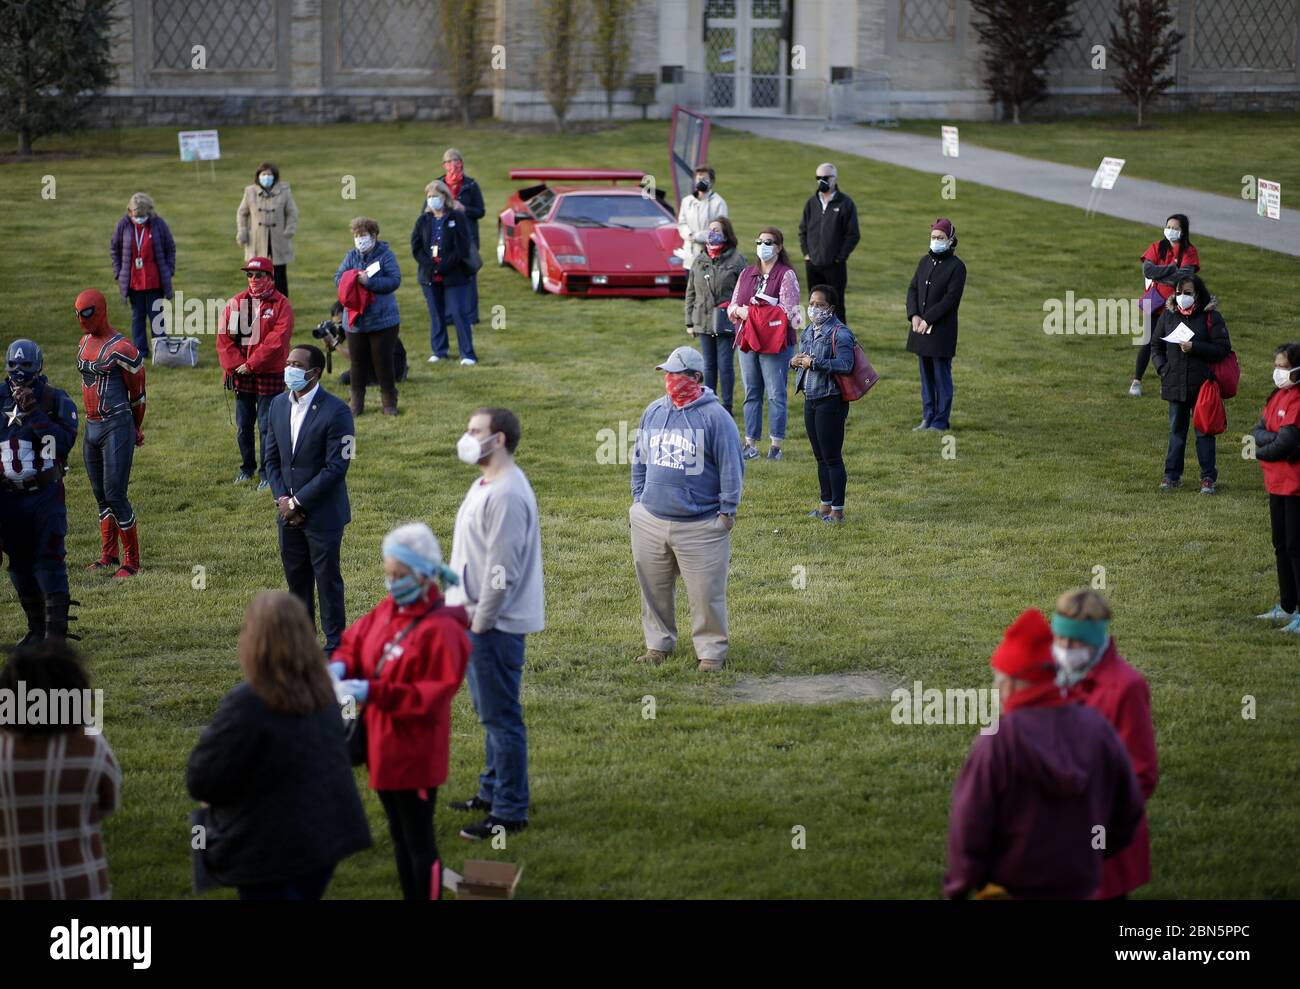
1132;213;1198;397
1051;588;1158;899
1251;342;1300;634
330;522;470;900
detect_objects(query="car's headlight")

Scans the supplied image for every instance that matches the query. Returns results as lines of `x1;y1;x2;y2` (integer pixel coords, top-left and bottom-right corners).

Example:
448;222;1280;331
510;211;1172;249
554;254;587;264
654;276;670;285
592;275;609;285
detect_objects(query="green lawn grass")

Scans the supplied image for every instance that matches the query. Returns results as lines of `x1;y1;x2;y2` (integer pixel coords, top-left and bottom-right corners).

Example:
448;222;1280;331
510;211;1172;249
894;111;1300;200
1;117;1297;899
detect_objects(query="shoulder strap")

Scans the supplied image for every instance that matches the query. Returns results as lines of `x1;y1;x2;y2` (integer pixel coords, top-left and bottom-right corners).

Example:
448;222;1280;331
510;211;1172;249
375;601;443;676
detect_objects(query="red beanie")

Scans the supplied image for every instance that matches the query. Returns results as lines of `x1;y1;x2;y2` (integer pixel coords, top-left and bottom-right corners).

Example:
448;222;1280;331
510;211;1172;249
989;609;1055;683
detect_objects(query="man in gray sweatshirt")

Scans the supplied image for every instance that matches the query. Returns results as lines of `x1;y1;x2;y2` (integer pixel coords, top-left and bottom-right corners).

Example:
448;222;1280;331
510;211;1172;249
631;346;744;671
445;407;544;839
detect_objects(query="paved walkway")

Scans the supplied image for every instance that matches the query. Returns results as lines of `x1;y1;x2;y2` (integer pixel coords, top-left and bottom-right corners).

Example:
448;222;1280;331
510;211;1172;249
726;119;1300;257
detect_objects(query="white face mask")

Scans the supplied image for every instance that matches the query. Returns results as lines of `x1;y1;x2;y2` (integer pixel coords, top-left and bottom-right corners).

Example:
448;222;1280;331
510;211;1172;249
1175;293;1195;310
1051;642;1098;687
427;196;443;211
457;431;491;465
1274;367;1294;389
131;214;146;225
930;238;949;253
1164;227;1181;242
756;243;776;262
354;235;374;252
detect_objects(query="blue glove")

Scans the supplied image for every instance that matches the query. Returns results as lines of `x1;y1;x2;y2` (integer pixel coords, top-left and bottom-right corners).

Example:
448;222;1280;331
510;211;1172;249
339;679;369;704
327;661;346;681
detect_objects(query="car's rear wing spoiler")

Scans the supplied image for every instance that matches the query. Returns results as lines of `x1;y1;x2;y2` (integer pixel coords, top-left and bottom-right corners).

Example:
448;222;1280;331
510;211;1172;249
508;168;645;185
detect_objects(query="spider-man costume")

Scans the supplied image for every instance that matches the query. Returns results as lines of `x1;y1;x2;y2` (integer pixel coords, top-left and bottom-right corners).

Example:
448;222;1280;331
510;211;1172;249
75;288;146;578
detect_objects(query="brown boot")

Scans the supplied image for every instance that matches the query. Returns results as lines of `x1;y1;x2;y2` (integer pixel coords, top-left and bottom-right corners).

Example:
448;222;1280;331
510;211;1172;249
635;648;669;666
114;522;141;578
87;516;120;571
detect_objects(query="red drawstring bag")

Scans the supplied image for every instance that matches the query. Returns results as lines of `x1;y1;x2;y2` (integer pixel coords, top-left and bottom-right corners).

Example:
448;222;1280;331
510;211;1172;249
1202;311;1240;398
1193;379;1226;436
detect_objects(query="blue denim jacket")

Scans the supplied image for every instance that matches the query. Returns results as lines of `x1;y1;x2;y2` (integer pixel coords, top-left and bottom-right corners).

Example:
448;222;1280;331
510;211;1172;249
795;317;856;400
333;240;401;333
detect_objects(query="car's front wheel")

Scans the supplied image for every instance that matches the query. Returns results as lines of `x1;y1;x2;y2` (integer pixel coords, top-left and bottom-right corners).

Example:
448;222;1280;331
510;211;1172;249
529;247;546;294
496;224;507;267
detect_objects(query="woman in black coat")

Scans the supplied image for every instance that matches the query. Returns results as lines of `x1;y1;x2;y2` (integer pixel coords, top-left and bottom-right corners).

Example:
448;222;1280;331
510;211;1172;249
905;218;966;431
411;179;476;365
1150;274;1230;494
187;591;370;900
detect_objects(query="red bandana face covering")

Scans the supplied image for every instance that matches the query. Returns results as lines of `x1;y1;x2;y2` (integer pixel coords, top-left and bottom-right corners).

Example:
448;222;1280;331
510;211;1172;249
248;275;275;299
665;373;702;407
705;244;723;258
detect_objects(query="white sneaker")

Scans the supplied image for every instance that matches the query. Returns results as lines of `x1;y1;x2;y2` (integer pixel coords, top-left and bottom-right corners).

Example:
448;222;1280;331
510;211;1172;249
427;355;441;363
1128;379;1142;396
460;358;477;366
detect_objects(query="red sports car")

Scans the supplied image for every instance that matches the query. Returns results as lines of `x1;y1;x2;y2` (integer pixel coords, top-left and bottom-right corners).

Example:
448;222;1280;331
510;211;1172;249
496;169;687;297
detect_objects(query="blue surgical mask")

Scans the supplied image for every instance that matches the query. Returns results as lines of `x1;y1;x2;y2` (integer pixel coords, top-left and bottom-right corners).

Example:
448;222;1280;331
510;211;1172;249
259;173;275;188
429;195;444;211
284;366;311;391
756;243;776;262
930;238;949;253
385;574;424;605
131;215;146;225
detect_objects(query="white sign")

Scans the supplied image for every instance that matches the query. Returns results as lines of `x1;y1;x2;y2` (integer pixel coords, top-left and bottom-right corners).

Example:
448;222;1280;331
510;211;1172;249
1258;179;1281;220
178;130;221;162
1091;156;1125;190
1161;323;1194;344
941;125;959;158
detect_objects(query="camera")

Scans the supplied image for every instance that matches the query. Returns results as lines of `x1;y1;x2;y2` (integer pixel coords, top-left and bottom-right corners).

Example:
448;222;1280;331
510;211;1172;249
312;319;343;352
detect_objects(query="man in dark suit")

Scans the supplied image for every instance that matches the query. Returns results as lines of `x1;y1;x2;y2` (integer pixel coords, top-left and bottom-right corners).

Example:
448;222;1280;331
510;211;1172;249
264;344;354;654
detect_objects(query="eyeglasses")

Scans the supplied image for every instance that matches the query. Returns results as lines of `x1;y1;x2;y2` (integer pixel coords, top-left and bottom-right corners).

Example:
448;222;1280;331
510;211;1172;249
246;271;270;279
77;306;96;318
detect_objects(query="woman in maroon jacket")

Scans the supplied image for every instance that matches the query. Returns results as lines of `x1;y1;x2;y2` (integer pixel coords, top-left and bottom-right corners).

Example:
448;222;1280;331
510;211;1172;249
331;522;470;900
1051;588;1158;899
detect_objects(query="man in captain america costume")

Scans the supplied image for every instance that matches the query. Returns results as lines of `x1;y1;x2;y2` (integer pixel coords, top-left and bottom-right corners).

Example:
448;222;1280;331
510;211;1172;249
75;288;146;578
1;338;80;645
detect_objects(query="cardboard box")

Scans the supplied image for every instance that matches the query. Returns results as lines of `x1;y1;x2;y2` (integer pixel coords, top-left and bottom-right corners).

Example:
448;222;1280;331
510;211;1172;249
455;860;522;900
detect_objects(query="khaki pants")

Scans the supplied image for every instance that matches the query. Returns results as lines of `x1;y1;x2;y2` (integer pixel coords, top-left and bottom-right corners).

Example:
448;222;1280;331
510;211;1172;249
629;501;731;662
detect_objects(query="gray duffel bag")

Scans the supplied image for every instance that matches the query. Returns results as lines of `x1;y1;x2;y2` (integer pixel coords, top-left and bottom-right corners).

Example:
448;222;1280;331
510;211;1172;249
152;336;201;368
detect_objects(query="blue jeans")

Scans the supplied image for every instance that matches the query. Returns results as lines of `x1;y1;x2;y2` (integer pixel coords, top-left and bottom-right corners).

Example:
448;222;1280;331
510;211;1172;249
465;629;529;821
739;346;791;442
918;355;954;429
234;392;273;479
1165;399;1217;483
128;288;164;357
467;273;479;325
3;488;69;598
421;281;476;360
83;417;136;527
699;333;736;413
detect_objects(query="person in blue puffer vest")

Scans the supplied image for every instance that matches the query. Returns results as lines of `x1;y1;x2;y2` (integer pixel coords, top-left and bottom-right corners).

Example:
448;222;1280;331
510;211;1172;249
334;217;402;416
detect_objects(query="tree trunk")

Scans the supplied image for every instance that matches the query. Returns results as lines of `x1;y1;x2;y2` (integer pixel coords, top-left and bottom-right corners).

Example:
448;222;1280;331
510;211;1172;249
1136;93;1144;129
606;90;614;118
462;97;472;125
19;126;32;155
1012;101;1021;124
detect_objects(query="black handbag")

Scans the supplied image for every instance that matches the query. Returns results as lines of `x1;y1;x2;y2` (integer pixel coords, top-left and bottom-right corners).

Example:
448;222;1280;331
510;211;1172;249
344;602;442;767
711;304;734;336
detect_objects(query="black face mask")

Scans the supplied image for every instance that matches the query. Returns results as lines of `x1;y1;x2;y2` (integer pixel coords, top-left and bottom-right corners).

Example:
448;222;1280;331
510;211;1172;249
817;178;832;194
696;179;710;193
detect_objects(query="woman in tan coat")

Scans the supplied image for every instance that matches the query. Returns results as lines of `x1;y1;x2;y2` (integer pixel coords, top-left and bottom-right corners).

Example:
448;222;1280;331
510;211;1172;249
237;160;299;296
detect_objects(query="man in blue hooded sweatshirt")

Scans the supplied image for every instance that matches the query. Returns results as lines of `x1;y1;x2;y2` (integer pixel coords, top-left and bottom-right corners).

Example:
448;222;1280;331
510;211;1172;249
631;346;744;671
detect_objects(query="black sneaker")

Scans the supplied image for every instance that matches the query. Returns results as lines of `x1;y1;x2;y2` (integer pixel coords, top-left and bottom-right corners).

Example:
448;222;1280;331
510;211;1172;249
449;795;492;814
1159;477;1182;491
460;816;528;841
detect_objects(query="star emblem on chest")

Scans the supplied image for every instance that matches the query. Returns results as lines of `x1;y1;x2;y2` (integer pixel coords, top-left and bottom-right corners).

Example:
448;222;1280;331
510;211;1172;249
5;404;25;427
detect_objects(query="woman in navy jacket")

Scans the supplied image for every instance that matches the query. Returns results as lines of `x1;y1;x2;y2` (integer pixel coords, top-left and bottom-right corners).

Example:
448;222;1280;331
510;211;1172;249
410;180;476;365
334;217;401;415
792;285;857;523
110;192;176;357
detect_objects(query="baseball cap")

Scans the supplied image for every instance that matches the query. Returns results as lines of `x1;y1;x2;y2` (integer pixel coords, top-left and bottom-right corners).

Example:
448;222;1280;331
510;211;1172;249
655;346;704;374
242;256;273;273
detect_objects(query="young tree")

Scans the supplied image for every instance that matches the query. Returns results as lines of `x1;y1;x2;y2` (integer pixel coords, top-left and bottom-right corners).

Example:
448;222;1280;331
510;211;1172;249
590;0;633;118
535;0;583;132
439;0;490;125
1108;0;1183;128
969;0;1079;124
0;0;116;155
